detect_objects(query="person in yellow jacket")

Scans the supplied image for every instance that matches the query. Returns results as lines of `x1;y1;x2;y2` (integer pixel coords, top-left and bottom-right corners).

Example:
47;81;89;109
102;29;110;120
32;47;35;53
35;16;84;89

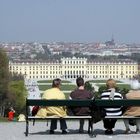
36;78;67;134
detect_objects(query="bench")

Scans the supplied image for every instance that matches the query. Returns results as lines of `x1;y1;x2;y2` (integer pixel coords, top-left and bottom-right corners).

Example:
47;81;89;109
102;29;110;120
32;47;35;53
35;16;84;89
25;99;94;137
26;99;140;137
94;99;140;122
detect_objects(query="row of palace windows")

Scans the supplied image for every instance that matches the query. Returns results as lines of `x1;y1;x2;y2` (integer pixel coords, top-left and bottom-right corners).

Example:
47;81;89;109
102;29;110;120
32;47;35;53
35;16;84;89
29;75;58;79
10;65;136;71
11;69;137;75
29;71;62;74
64;71;84;74
28;75;134;79
64;61;85;64
64;66;85;69
87;66;136;70
86;71;136;74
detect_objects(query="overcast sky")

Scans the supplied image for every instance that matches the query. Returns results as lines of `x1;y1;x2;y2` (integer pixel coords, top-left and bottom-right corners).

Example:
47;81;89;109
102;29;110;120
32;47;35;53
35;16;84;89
0;0;140;43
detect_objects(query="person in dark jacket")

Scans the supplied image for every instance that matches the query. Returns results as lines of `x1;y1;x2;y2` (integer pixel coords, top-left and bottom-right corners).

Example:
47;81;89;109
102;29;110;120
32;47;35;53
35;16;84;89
69;77;93;133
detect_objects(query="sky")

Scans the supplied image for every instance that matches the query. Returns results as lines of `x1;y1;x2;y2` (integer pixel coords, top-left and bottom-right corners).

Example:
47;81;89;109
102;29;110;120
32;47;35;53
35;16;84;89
0;0;140;43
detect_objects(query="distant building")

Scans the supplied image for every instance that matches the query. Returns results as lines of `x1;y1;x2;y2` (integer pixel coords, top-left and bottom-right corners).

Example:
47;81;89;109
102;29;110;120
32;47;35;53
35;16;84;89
9;57;138;80
105;36;115;46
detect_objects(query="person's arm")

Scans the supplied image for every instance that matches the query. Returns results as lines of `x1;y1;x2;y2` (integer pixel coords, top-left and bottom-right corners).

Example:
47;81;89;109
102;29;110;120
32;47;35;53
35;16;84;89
69;91;73;100
11;108;15;113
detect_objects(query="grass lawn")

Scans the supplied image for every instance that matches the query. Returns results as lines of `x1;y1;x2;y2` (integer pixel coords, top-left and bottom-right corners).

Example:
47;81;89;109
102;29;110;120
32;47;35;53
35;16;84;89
38;85;76;91
0;116;8;122
64;93;70;99
88;80;122;83
37;80;71;83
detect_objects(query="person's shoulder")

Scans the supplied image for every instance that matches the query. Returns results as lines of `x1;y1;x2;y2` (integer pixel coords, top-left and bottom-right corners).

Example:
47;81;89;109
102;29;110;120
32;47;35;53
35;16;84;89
71;89;78;94
70;89;78;97
101;89;110;94
59;90;64;94
43;88;53;96
44;88;52;92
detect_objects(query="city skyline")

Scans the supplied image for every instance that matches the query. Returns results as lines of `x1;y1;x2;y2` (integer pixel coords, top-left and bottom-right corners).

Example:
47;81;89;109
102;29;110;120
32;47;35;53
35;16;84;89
0;0;140;43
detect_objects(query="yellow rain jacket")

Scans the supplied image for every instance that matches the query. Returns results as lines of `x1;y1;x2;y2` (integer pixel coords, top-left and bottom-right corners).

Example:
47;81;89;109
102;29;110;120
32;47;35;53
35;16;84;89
36;88;67;118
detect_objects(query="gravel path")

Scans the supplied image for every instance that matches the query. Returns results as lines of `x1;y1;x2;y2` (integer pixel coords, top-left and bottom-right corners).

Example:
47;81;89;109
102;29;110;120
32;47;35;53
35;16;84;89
0;120;140;140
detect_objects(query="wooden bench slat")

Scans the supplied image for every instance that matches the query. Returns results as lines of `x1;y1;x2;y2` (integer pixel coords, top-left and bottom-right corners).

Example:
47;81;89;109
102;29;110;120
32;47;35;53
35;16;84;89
105;116;140;119
28;116;92;119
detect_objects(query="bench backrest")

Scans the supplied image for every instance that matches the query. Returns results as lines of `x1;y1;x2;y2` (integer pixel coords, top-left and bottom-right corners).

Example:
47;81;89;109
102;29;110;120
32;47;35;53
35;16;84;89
94;99;140;107
26;99;140;107
26;99;93;107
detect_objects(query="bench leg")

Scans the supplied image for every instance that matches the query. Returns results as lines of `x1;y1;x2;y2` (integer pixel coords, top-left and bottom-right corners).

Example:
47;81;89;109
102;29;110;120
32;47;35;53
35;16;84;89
25;120;29;136
88;119;91;134
33;119;35;126
88;119;96;137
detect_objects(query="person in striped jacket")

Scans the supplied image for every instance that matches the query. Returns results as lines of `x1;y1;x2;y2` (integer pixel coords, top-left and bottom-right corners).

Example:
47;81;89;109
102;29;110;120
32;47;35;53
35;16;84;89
100;79;123;135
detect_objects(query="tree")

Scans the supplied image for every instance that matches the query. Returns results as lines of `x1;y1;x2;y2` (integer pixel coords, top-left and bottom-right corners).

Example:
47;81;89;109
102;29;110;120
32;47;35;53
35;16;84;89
9;72;24;81
84;81;99;98
0;48;9;116
7;80;27;115
84;81;94;94
0;49;9;103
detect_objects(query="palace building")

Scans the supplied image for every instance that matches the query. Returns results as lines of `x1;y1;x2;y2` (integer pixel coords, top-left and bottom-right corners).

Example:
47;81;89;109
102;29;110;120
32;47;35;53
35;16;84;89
9;57;138;80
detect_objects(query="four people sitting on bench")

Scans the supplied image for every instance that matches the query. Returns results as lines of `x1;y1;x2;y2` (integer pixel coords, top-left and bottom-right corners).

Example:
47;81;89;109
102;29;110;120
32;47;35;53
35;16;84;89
69;77;94;133
36;77;140;135
123;79;140;134
100;79;123;135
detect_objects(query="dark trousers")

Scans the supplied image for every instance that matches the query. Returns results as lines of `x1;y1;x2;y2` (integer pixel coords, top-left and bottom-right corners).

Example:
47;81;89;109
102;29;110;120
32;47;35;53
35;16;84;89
103;119;117;130
50;119;67;130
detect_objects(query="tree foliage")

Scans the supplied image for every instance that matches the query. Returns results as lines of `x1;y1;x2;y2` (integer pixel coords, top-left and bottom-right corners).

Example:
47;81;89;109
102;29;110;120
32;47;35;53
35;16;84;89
7;80;27;115
84;82;94;93
0;48;9;102
0;49;27;116
84;81;96;97
9;72;24;81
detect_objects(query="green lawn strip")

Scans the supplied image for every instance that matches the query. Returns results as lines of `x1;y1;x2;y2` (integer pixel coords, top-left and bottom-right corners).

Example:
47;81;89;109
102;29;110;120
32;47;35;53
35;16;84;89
0;117;8;122
38;85;76;91
37;80;71;83
88;80;122;83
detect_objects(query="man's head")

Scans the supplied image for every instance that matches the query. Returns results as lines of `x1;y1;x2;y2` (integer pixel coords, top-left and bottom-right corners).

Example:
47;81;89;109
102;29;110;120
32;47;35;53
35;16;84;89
106;79;116;89
52;78;61;88
76;77;84;87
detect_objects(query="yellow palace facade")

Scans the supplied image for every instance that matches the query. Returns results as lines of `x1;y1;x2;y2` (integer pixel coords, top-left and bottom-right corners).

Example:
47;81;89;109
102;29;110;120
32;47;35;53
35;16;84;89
9;57;138;80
